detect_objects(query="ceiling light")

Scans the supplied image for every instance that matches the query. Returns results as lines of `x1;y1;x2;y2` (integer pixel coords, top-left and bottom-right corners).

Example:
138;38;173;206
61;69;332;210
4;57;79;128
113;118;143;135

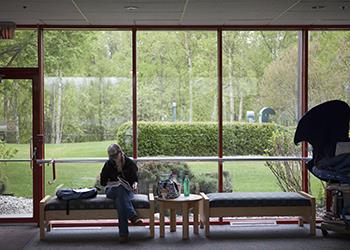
311;5;326;10
124;6;138;11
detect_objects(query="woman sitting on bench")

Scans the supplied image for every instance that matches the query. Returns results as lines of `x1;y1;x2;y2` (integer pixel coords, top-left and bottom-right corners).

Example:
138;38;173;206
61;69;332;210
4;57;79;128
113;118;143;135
100;144;142;243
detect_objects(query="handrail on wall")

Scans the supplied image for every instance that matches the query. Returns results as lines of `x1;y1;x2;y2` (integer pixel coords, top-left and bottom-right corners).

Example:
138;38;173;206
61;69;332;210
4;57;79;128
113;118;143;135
0;156;311;164
36;156;311;164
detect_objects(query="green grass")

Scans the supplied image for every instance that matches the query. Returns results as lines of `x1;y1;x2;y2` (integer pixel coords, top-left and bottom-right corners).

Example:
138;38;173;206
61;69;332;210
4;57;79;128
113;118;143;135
1;141;325;204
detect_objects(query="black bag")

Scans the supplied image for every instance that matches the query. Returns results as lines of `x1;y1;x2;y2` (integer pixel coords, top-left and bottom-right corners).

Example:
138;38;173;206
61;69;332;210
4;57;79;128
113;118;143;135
56;188;97;201
156;176;180;199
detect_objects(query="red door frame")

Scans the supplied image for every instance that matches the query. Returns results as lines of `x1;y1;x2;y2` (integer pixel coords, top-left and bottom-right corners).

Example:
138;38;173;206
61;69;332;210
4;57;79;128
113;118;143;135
301;29;309;192
0;27;44;224
0;67;43;223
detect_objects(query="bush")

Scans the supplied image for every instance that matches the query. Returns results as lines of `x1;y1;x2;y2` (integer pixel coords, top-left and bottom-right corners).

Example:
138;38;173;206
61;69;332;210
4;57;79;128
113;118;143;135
195;171;232;193
265;128;326;204
117;122;279;156
137;161;193;195
265;128;302;192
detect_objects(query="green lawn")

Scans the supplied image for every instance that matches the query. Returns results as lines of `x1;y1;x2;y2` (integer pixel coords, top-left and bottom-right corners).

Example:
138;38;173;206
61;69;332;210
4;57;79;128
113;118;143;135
1;141;325;203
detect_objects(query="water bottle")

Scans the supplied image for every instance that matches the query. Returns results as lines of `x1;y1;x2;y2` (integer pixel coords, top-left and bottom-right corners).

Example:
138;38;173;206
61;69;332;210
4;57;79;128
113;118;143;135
183;174;190;197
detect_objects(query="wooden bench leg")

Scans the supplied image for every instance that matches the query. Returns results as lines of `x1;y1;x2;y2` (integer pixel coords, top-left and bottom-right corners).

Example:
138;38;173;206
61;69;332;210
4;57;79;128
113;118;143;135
39;206;45;240
204;201;210;237
40;223;45;240
309;197;316;236
149;213;155;238
149;193;155;238
200;192;210;237
310;197;316;236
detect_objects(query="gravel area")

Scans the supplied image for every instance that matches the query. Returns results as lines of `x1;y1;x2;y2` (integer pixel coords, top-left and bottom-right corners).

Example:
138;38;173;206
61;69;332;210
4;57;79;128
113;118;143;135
0;195;33;216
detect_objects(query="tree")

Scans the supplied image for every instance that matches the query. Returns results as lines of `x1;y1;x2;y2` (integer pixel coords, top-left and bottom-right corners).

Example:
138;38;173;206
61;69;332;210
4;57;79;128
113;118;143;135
44;31;97;143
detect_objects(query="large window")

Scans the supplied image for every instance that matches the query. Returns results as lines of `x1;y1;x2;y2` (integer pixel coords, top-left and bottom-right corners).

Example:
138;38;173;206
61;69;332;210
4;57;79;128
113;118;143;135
222;31;301;192
136;31;218;193
309;31;350;204
44;30;132;195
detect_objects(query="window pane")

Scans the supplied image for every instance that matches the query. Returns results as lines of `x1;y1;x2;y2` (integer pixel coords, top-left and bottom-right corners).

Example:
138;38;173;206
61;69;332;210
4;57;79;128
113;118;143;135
45;163;101;197
309;31;350;107
225;161;288;192
0;30;37;67
308;31;350;207
136;31;217;157
44;30;132;193
222;31;301;194
0;79;33;218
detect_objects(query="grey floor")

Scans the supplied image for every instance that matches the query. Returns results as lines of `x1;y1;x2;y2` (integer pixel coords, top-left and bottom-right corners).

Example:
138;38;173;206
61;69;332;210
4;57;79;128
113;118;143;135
1;224;349;250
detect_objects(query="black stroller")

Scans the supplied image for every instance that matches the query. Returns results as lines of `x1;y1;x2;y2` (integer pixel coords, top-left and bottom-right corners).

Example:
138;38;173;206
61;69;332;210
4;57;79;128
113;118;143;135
294;100;350;235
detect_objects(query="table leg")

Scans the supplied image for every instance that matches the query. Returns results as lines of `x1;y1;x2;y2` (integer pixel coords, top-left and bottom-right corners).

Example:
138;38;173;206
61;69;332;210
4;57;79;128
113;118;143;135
193;201;199;234
159;202;165;238
170;208;176;232
182;203;189;240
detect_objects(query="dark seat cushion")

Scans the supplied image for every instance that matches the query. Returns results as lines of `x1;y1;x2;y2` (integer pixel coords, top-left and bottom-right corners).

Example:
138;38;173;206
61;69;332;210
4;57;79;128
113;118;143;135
207;192;311;208
45;194;150;211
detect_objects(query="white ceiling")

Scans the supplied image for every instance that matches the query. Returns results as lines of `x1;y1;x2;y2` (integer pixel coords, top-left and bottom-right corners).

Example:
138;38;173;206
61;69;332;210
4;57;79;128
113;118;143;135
0;0;350;26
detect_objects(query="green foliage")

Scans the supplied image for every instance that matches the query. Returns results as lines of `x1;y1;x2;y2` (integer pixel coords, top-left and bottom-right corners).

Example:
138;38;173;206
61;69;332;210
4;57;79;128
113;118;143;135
0;140;18;194
137;161;193;195
265;128;325;203
117;121;278;157
0;30;37;67
265;128;302;192
0;140;18;159
195;171;232;193
136;161;232;194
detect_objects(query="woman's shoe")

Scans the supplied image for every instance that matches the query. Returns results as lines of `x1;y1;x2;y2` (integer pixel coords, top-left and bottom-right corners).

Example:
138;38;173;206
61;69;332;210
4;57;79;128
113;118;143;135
119;235;129;243
130;216;143;225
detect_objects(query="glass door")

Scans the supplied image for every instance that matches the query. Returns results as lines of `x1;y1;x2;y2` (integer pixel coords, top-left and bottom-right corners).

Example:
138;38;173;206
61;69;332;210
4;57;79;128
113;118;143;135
0;78;33;219
0;67;42;223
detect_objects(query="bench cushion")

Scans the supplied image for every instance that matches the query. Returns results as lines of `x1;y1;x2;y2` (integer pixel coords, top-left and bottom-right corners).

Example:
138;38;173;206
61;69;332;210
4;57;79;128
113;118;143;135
207;192;311;208
45;194;150;211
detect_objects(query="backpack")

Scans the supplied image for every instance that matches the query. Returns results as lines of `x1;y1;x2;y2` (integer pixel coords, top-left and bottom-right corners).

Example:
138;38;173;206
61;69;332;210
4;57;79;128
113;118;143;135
56;188;97;201
156;176;180;199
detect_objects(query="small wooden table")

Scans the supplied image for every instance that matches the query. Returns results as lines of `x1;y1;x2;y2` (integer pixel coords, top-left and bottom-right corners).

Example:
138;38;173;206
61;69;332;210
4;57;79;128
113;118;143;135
156;194;202;240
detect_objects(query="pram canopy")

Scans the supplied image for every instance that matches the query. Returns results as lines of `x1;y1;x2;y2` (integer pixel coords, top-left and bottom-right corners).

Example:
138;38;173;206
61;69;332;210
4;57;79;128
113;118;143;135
294;100;350;184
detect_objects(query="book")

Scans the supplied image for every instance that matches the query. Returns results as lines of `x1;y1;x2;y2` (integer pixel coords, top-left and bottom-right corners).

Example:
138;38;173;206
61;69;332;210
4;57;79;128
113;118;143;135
106;177;134;193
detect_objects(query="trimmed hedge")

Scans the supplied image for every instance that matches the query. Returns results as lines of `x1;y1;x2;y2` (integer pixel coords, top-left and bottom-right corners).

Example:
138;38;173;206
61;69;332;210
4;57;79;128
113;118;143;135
117;122;281;157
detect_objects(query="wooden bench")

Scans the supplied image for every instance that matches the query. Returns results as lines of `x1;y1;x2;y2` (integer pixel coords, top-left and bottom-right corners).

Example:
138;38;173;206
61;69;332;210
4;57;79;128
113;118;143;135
199;191;316;237
39;193;155;240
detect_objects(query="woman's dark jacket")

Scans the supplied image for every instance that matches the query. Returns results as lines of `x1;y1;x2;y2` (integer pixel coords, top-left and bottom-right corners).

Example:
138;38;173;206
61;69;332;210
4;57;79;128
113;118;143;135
100;156;138;187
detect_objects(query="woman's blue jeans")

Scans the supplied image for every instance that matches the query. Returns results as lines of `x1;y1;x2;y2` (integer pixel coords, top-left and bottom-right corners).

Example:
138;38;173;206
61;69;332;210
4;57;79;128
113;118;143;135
106;186;136;236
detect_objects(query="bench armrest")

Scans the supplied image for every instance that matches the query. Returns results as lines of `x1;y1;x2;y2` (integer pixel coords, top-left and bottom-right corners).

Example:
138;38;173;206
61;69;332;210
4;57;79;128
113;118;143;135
200;192;209;201
298;191;315;201
40;195;51;204
149;193;154;202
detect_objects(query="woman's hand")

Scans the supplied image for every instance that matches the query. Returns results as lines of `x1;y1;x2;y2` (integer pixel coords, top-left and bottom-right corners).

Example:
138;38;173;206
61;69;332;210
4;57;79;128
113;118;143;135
132;182;138;193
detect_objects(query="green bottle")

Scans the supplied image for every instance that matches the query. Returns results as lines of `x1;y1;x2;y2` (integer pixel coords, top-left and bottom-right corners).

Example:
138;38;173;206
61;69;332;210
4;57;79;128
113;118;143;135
183;174;190;197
